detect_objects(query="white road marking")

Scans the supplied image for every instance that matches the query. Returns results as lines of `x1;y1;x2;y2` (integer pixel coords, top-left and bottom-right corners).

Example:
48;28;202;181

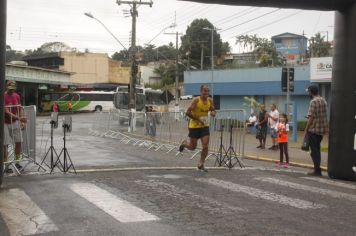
196;178;325;209
0;188;58;236
70;183;159;223
301;177;356;190
135;179;247;213
256;177;356;201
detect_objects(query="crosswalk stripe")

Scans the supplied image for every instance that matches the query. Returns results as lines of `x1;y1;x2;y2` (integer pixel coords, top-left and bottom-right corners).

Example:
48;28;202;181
301;177;356;190
196;178;325;209
0;188;58;236
256;177;356;201
135;179;247;213
70;183;159;223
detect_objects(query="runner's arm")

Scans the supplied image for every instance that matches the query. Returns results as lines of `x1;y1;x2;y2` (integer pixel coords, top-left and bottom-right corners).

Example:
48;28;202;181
186;98;204;125
209;98;216;117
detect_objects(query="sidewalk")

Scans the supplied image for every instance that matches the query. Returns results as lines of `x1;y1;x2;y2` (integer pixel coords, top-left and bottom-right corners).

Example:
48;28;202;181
243;131;328;170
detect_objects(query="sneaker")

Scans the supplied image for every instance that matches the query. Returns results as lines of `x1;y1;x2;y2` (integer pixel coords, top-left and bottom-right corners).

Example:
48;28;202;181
197;165;208;172
179;141;186;152
275;162;283;167
5;168;13;174
15;163;23;170
256;145;262;148
268;146;275;150
283;163;289;168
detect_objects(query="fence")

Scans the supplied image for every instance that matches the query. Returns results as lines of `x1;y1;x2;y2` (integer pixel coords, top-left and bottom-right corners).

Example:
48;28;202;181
90;108;246;168
3;105;37;175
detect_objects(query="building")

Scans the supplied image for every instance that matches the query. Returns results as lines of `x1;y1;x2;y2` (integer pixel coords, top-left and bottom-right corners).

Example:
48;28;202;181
271;32;308;64
184;65;331;121
23;52;130;89
5;63;71;107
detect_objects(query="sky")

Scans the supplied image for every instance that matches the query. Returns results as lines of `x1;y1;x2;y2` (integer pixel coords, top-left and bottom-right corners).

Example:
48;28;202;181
6;0;335;56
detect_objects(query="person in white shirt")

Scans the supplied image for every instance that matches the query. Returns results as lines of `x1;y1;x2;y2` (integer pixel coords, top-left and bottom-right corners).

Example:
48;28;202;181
246;113;257;127
246;113;257;133
268;104;279;150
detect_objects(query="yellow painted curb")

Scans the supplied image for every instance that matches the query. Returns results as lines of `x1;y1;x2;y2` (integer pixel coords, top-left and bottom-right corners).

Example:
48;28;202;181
73;166;226;173
243;154;327;171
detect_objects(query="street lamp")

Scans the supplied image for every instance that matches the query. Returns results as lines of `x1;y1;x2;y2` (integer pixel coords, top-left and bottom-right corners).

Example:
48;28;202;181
84;12;128;52
203;27;218;98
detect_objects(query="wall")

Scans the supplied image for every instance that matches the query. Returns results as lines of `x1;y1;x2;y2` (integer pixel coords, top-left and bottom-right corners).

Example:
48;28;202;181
60;52;109;84
108;60;130;84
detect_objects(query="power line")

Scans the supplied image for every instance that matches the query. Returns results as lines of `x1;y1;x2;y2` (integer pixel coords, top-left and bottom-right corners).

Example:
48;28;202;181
220;8;281;33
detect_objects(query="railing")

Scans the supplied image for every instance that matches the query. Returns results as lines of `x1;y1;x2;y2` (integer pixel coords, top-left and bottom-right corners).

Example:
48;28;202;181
3;105;37;175
90;108;246;168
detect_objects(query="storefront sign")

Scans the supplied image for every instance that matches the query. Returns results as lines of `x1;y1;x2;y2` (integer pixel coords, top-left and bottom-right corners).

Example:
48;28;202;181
310;57;332;82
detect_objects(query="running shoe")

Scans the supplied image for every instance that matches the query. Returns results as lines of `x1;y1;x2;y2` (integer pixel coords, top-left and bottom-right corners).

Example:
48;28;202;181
283;163;289;168
197;165;208;172
275;162;283;167
179;141;186;152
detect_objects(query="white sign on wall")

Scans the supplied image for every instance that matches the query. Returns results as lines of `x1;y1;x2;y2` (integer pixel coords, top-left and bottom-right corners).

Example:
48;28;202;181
310;57;333;82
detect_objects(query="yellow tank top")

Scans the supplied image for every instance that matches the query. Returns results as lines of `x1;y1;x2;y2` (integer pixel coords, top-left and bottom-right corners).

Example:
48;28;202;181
188;96;212;128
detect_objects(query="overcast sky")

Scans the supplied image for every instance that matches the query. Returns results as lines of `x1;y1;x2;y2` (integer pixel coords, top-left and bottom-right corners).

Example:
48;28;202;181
6;0;335;56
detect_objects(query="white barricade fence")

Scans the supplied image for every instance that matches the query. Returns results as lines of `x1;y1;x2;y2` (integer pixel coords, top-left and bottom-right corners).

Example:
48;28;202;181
208;109;246;167
3;105;38;174
89;108;246;166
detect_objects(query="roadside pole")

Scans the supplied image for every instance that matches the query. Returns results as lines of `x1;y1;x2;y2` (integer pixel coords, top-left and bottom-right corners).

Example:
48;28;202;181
0;0;7;187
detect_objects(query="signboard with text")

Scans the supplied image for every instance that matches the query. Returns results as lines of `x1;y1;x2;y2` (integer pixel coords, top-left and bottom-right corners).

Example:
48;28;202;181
310;57;333;82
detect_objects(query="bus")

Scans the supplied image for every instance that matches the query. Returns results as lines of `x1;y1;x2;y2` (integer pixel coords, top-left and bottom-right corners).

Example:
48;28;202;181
40;91;115;112
113;86;166;111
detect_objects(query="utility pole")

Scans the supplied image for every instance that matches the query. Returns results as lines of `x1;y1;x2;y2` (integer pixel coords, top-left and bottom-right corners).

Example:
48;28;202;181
116;0;153;110
165;31;182;108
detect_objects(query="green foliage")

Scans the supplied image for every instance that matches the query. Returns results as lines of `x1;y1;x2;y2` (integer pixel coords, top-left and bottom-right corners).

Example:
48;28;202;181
297;121;307;131
180;19;230;70
309;33;332;57
153;63;176;86
243;96;260;113
236;35;281;67
5;45;25;62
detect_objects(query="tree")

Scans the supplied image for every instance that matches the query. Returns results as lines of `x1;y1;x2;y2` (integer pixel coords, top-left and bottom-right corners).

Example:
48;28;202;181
236;35;281;67
180;19;230;70
5;45;25;62
153;63;176;86
309;33;332;57
112;49;129;62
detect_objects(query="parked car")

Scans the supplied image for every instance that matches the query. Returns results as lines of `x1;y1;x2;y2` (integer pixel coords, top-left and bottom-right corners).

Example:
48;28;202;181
180;95;193;100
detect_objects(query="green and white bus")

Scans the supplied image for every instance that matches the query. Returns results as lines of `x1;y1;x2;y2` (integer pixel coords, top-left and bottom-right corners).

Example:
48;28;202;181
40;91;115;112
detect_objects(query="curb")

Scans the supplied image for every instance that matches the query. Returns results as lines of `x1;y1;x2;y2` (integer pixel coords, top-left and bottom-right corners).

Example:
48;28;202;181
243;154;327;171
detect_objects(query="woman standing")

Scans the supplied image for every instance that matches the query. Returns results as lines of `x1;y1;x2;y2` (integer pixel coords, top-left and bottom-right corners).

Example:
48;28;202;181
256;104;268;149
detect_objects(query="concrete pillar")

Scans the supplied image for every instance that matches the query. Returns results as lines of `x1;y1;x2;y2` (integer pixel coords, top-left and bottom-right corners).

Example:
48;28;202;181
0;0;7;186
328;4;356;180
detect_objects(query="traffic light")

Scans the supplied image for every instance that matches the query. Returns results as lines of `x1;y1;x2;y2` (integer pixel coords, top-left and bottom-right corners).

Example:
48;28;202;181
281;67;294;92
288;68;294;92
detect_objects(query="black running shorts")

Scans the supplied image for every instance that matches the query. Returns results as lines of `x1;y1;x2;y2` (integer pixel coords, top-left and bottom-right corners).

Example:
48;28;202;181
188;127;210;139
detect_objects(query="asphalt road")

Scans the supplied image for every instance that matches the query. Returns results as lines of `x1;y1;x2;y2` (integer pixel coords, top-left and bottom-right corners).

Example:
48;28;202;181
0;113;355;236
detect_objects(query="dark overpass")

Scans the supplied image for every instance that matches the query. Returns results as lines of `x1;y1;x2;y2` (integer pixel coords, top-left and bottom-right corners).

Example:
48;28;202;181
183;0;356;180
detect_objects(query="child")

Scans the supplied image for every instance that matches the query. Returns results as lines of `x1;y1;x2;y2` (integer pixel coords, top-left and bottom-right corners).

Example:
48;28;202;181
275;113;289;168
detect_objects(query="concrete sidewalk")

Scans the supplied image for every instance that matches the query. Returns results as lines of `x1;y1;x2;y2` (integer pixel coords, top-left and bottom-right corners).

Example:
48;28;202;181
243;131;328;170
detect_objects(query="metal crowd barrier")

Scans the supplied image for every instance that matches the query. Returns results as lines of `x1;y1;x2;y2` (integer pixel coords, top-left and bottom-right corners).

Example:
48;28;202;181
90;108;246;168
3;105;39;175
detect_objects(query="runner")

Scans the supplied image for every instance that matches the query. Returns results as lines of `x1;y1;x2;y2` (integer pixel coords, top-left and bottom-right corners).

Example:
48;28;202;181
179;84;216;172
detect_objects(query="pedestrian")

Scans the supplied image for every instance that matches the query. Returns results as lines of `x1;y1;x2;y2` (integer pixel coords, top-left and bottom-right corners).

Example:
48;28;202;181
179;84;216;172
53;102;59;113
68;100;73;112
145;106;157;137
275;113;289;168
268;104;279;150
3;81;27;173
304;84;328;176
246;112;257;133
256;104;268;149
